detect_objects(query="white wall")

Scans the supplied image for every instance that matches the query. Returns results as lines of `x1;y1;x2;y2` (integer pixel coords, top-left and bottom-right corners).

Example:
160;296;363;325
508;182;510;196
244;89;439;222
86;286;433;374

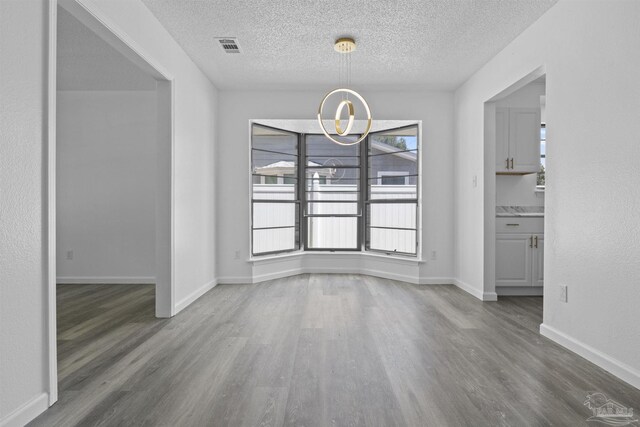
0;0;50;424
0;0;219;423
216;90;454;283
454;0;640;387
495;176;543;206
56;90;157;283
70;0;219;311
495;81;545;108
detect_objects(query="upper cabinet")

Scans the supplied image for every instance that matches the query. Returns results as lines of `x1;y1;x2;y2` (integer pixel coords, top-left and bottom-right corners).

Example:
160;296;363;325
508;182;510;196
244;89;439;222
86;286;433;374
496;107;541;174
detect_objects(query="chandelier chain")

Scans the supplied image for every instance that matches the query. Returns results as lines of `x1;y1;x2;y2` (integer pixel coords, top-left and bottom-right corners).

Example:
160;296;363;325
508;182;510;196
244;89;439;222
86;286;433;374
317;37;371;145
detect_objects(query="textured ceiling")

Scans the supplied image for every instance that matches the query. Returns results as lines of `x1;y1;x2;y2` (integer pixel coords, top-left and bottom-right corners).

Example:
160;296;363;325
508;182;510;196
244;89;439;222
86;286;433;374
141;0;558;90
57;6;156;91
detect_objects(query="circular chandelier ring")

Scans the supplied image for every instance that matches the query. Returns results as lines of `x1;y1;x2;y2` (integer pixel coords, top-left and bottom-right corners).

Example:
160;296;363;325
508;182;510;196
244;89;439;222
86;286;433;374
317;88;372;146
334;99;355;136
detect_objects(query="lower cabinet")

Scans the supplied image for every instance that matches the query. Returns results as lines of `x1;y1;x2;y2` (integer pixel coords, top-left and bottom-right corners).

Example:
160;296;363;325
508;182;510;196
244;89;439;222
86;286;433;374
496;234;532;287
532;234;544;287
496;230;543;288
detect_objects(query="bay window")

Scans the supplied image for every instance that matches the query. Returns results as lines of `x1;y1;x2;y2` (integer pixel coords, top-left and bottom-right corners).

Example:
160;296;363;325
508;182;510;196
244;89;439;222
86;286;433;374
251;123;419;257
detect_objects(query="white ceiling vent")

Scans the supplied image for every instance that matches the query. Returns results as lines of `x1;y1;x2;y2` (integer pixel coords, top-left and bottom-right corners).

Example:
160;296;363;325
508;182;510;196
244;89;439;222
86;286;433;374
216;38;240;54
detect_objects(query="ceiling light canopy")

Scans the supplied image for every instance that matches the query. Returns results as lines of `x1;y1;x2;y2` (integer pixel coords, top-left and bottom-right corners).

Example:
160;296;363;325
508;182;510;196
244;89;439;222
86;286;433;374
334;37;356;53
317;38;372;146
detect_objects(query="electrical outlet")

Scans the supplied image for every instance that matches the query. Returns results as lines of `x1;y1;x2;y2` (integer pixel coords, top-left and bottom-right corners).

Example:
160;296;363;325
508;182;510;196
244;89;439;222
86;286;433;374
234;250;240;260
66;250;73;260
559;284;568;303
472;175;477;188
431;250;437;260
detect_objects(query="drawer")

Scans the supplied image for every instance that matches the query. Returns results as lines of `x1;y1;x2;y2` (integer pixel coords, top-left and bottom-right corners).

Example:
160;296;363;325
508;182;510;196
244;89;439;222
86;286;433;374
496;217;543;234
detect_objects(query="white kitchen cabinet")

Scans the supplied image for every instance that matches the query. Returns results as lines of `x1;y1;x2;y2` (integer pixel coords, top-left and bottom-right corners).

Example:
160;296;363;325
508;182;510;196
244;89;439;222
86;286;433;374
495;108;510;171
496;218;544;288
532;234;544;287
496;234;532;287
496;107;541;174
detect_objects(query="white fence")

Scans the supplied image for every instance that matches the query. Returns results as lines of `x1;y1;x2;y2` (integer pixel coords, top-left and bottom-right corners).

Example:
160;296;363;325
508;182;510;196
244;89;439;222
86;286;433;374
253;184;417;254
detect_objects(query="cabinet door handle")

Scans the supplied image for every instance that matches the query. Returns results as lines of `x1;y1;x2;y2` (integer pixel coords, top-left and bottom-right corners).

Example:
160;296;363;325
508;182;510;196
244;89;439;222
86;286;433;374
529;236;533;248
506;158;510;169
506;223;520;227
510;158;514;169
534;235;538;248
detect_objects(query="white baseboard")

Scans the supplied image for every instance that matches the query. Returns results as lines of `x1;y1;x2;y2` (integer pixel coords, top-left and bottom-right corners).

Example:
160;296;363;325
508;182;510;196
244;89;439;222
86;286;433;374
221;270;454;287
302;267;356;275
0;392;49;427
497;286;544;296
418;277;454;285
360;268;422;284
540;323;640;390
453;278;483;300
453;278;498;301
174;279;218;315
216;276;253;284
57;276;155;284
302;267;425;285
221;272;497;304
485;292;498;301
253;268;305;283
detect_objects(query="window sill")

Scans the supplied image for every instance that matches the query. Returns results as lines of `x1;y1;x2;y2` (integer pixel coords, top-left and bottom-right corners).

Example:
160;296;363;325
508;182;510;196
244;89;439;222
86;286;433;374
248;251;305;263
249;250;425;264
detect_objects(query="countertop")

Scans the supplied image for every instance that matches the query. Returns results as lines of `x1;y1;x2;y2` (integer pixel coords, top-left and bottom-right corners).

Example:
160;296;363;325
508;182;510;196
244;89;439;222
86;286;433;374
496;206;544;217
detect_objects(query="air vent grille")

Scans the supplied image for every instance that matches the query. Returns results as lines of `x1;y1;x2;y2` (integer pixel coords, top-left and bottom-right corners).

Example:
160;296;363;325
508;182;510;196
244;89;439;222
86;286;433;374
216;38;240;53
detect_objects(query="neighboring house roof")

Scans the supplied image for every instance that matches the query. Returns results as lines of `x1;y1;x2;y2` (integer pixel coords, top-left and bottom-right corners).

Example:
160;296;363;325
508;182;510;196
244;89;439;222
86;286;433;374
371;141;417;161
255;144;416;177
257;160;321;169
255;160;333;176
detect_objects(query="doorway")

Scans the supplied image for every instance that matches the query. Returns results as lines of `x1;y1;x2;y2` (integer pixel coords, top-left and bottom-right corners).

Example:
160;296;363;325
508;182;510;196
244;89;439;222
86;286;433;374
48;0;174;405
483;67;546;302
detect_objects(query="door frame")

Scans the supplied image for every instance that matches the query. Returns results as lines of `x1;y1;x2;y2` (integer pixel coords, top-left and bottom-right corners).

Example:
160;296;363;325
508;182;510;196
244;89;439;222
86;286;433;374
47;0;176;406
482;66;545;300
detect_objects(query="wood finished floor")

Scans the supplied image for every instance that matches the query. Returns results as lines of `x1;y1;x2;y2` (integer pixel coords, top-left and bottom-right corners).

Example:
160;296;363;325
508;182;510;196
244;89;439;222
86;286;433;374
31;275;640;426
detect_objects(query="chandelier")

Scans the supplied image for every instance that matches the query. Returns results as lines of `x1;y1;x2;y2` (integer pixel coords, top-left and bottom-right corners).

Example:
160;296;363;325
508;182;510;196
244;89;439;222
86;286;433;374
317;38;372;146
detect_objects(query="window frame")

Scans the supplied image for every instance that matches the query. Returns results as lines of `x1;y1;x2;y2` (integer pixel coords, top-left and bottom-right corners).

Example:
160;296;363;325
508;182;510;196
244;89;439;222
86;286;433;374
365;124;420;257
302;133;363;252
537;122;546;190
250;122;421;258
250;123;301;257
377;171;410;185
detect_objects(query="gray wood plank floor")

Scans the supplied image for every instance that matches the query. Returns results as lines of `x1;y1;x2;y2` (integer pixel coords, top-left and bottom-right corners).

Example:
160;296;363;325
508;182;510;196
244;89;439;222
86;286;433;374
30;275;640;426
